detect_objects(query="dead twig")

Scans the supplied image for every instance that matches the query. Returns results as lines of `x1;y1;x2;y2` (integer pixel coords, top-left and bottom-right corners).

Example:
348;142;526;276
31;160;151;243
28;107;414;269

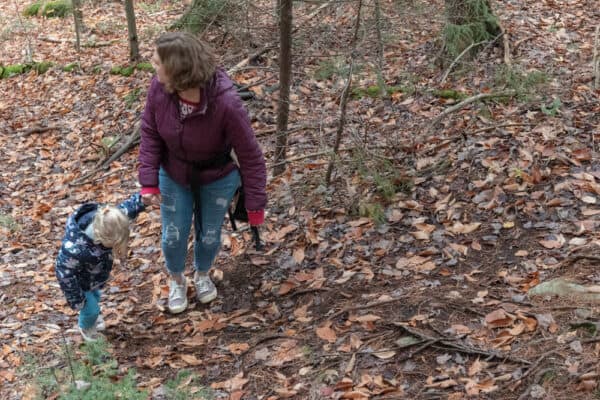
269;144;403;168
325;58;354;185
440;40;486;84
326;296;406;321
70;123;140;186
289;287;331;298
18;124;62;136
594;25;600;89
256;124;317;137
392;323;531;365
498;21;511;66
512;34;537;54
510;349;560;391
38;35;118;47
469;123;537;136
555;254;600;270
429;91;515;129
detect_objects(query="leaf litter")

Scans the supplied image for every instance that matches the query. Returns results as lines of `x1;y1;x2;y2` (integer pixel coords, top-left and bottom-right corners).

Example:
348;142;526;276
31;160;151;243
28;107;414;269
2;0;600;399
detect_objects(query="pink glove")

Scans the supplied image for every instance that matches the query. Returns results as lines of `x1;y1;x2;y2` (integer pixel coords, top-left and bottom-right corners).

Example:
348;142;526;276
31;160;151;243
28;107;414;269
247;210;264;226
141;187;160;195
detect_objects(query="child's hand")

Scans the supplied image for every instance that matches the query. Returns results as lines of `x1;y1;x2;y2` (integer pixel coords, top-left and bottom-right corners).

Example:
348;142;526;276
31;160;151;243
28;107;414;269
142;193;160;206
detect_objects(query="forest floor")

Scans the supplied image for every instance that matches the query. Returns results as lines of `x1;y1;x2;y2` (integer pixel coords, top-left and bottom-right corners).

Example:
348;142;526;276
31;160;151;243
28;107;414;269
2;0;600;399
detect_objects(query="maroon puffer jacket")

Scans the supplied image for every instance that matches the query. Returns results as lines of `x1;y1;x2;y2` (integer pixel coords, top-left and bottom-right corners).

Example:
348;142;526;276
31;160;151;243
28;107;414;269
138;68;267;211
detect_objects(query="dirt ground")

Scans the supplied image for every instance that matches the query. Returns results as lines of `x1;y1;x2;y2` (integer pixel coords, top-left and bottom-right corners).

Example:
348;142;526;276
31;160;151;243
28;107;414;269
2;0;600;399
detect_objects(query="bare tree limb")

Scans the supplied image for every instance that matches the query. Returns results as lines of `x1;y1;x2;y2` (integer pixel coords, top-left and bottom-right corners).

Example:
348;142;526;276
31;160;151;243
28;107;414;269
325;0;362;185
440;40;486;84
429;91;515;129
594;25;600;89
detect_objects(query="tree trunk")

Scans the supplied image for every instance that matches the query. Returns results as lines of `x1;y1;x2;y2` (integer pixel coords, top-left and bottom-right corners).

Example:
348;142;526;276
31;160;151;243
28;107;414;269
273;0;293;177
124;0;140;61
71;0;84;51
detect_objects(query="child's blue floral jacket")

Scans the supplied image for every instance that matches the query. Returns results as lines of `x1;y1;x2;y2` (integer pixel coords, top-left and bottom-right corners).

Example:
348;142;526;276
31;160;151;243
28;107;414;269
55;193;145;310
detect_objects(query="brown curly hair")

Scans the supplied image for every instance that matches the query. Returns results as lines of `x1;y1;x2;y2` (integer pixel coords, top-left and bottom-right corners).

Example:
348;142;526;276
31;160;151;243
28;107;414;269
155;32;217;92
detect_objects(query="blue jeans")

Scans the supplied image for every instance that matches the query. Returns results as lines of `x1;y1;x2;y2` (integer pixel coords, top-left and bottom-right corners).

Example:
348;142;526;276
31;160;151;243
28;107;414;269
79;289;101;329
159;168;241;275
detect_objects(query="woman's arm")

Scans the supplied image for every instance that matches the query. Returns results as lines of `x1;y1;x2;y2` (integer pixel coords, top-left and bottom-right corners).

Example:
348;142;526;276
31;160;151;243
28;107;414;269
223;92;267;222
138;77;166;189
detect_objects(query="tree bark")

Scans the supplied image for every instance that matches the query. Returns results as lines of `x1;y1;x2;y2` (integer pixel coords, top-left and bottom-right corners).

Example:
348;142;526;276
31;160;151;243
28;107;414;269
124;0;140;61
71;0;83;51
273;0;293;177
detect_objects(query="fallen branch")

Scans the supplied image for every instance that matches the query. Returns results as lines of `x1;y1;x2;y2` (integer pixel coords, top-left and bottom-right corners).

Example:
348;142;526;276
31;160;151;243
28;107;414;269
391;323;531;365
256;124;317;137
38;35;118;47
555;253;600;270
327;296;406;321
269;144;404;168
18;124;62;136
70;123;140;186
469;123;537;135
429;91;515;129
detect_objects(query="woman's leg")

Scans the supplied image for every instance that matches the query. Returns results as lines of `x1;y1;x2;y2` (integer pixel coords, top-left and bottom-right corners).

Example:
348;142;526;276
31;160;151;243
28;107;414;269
78;290;100;329
159;169;194;313
159;168;194;277
193;169;241;272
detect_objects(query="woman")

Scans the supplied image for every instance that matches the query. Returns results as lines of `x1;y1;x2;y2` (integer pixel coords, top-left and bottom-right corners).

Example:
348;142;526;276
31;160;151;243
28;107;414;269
139;32;266;313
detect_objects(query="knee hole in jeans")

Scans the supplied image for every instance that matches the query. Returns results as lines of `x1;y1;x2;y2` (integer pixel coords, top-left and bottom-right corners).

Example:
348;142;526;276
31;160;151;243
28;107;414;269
161;193;177;212
163;223;181;247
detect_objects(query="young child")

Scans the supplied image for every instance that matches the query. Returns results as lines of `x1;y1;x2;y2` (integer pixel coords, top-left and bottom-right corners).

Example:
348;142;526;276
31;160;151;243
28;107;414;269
55;193;146;342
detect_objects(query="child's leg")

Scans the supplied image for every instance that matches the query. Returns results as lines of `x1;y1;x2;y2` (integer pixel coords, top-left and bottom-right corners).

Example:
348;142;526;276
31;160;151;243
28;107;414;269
78;290;100;329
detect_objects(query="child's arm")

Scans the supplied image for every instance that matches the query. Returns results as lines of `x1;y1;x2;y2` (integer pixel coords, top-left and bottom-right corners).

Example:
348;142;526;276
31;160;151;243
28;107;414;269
117;193;146;220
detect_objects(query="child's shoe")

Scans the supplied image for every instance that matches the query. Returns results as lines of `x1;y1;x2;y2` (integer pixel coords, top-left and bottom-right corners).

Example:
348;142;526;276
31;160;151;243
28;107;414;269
79;326;103;342
168;276;188;314
95;314;106;331
194;271;217;304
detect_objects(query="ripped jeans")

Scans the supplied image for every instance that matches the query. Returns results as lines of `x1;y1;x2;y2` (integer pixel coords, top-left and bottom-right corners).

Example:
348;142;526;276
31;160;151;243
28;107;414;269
159;167;241;275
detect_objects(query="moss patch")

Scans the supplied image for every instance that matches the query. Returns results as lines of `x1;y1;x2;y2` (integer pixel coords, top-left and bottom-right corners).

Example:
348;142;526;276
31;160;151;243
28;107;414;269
135;62;154;73
352;84;404;99
62;62;80;72
0;61;55;78
24;0;72;18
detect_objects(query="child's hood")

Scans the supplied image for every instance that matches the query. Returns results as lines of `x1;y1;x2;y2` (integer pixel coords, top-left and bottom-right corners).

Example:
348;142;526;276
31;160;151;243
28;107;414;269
72;203;98;232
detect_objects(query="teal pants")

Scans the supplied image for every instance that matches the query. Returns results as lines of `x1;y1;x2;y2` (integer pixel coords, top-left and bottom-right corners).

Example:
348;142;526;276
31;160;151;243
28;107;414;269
78;289;100;329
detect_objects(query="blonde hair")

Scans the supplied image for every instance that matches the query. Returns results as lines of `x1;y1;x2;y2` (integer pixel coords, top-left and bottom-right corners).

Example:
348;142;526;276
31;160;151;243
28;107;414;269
155;32;217;92
92;206;130;259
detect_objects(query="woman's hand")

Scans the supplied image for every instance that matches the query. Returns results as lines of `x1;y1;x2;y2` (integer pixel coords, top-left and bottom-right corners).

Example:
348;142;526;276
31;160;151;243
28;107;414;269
247;210;264;226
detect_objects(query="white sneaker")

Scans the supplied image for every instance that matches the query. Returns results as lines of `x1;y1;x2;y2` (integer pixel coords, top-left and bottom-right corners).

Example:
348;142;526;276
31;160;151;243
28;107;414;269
79;326;103;342
168;276;188;314
95;314;106;331
194;272;217;304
